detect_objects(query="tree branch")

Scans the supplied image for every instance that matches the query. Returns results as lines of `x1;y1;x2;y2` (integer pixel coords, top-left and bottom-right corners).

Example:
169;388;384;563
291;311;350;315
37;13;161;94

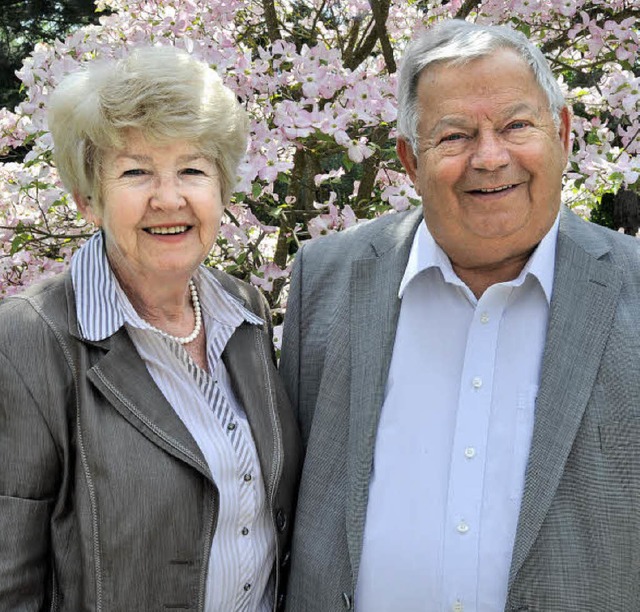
454;0;480;19
369;0;397;73
260;0;281;43
344;17;377;70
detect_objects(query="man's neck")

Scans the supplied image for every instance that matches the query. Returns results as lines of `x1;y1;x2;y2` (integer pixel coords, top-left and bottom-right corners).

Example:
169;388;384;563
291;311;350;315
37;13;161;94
451;250;534;299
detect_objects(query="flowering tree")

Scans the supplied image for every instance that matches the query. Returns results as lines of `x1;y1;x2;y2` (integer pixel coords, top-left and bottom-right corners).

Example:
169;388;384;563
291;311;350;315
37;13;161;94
1;0;639;328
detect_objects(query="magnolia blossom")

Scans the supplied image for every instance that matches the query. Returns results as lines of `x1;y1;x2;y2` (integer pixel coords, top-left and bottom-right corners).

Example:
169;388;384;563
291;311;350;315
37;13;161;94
250;262;289;291
0;0;638;309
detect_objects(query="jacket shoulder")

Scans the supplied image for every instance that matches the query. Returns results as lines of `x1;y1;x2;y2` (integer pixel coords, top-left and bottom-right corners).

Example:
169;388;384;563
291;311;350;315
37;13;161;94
0;273;71;341
204;267;270;321
561;208;640;272
297;207;421;278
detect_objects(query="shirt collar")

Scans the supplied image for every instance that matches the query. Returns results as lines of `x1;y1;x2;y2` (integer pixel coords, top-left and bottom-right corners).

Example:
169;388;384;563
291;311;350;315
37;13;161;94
71;231;262;341
399;214;559;305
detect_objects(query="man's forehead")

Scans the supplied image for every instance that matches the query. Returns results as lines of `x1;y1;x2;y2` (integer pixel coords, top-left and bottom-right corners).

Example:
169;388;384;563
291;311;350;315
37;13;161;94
417;47;531;83
431;101;543;125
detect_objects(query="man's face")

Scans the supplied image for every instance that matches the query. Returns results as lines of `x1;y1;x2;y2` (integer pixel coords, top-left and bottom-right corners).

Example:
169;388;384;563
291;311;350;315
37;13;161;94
397;49;571;275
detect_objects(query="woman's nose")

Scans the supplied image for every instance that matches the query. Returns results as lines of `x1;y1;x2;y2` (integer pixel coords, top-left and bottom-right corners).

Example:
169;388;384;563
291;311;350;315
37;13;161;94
150;175;186;209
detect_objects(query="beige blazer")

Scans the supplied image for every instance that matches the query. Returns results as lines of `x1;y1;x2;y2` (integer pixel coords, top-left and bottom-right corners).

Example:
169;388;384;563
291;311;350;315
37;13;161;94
0;269;302;611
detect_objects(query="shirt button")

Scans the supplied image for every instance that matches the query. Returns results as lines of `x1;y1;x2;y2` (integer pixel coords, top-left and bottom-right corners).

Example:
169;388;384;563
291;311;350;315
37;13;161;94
227;422;236;431
453;600;464;612
457;520;470;534
472;377;482;389
241;527;249;536
244;583;252;592
480;312;490;324
243;473;252;482
464;447;476;459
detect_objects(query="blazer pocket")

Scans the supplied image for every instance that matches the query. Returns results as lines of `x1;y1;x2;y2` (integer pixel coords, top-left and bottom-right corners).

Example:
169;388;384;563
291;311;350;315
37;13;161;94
599;417;640;452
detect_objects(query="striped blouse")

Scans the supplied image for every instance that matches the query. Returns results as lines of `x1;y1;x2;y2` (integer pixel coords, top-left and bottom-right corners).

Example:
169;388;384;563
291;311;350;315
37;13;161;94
71;232;275;612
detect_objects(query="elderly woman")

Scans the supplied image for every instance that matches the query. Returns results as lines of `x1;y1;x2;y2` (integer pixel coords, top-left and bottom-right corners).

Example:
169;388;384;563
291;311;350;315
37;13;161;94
0;47;301;611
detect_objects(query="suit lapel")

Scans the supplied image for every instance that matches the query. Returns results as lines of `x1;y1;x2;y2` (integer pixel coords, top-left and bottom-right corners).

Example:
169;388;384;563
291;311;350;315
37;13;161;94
509;209;622;586
346;207;422;580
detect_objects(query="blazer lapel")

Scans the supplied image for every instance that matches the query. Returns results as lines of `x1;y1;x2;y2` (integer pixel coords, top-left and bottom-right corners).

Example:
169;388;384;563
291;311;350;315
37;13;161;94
509;209;623;586
208;269;280;499
346;207;422;580
61;275;211;480
85;329;212;481
222;322;278;498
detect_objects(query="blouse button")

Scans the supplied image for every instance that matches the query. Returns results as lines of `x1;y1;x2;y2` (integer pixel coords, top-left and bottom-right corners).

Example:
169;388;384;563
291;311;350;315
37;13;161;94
276;509;287;532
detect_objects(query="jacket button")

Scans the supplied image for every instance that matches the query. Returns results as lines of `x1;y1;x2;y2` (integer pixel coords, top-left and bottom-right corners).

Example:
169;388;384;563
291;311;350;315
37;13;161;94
276;593;286;611
342;592;353;609
276;509;287;532
280;550;291;568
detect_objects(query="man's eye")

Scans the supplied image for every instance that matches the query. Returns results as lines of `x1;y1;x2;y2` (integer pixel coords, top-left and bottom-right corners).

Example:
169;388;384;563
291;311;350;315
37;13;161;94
441;133;466;143
507;121;528;130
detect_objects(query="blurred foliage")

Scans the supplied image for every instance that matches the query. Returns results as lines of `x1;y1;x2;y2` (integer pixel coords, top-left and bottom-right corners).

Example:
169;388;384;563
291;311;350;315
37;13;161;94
0;0;106;110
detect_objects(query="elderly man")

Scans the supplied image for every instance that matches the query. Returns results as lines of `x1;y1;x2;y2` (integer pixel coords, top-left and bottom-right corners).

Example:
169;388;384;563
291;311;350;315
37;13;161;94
280;18;640;612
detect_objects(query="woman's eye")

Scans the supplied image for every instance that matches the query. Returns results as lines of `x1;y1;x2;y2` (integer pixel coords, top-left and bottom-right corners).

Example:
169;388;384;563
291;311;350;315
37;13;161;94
182;168;205;175
122;168;147;177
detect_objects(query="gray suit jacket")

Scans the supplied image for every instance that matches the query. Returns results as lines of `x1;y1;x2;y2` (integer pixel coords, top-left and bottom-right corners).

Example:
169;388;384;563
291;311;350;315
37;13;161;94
0;269;302;611
280;205;640;612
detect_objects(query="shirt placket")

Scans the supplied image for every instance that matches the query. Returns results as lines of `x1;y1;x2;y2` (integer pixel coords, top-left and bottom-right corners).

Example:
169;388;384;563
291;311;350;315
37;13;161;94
441;284;511;612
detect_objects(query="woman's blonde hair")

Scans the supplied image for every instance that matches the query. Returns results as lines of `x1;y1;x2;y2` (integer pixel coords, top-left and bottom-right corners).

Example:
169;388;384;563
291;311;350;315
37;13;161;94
48;46;249;209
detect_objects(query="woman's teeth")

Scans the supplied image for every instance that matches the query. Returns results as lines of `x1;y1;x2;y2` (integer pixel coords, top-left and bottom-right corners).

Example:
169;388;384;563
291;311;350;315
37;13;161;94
146;225;189;235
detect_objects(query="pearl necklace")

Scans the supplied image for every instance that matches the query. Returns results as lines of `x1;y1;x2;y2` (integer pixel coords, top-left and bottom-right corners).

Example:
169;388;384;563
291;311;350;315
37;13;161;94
148;279;202;345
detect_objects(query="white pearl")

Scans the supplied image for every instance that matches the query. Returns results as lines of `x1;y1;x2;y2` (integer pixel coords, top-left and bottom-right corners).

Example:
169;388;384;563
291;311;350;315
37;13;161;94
147;279;202;345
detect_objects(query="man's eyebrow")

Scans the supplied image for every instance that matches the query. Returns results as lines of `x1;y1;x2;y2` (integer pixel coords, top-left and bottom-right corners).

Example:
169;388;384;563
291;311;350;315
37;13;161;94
500;102;541;119
427;116;473;138
427;102;542;137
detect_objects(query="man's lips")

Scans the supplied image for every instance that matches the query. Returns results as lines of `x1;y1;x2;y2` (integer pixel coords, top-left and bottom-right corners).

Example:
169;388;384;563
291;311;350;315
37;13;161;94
467;184;518;195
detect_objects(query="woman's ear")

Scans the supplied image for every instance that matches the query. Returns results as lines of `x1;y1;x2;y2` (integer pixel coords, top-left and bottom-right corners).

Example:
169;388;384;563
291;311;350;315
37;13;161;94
74;192;102;226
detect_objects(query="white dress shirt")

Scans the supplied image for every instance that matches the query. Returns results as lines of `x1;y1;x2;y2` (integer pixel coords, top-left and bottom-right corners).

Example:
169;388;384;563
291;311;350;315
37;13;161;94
355;216;559;612
71;232;275;612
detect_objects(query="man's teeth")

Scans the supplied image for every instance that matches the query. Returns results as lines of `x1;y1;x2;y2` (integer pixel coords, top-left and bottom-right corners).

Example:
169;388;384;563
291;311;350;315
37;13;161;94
478;185;513;193
147;225;189;235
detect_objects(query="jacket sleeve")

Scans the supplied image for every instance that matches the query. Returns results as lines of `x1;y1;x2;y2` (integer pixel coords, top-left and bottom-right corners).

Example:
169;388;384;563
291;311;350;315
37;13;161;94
0;343;60;609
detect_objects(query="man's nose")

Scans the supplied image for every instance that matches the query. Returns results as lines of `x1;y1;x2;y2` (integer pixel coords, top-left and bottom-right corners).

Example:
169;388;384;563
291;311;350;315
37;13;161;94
150;175;186;209
470;131;510;171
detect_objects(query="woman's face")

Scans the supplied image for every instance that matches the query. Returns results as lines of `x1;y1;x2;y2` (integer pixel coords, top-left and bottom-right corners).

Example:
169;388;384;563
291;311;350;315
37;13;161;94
85;130;224;289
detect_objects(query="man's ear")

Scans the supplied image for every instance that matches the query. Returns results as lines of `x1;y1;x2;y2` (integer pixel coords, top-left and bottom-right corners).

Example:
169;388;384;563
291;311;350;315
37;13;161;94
396;138;419;189
558;105;572;161
74;192;102;226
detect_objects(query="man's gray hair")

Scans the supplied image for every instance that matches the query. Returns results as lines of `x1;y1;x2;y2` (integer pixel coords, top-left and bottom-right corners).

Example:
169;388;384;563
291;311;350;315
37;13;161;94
396;19;566;152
